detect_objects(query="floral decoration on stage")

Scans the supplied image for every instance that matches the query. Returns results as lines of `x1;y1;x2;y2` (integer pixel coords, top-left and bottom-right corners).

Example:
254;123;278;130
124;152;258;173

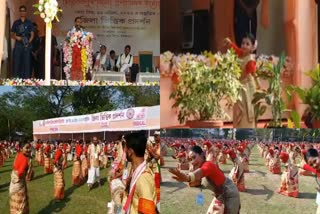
0;79;159;86
33;0;62;28
63;30;94;81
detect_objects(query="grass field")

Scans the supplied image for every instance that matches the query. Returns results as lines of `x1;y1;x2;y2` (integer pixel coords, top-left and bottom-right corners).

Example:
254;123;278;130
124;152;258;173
161;145;319;214
0;158;111;214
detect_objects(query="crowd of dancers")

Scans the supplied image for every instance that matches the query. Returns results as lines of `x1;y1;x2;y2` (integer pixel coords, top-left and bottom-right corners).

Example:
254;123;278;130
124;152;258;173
161;137;320;214
1;131;161;214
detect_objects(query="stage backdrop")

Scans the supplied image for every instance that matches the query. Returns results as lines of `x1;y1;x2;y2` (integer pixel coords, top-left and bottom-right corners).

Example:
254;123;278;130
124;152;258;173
33;105;160;134
24;0;160;56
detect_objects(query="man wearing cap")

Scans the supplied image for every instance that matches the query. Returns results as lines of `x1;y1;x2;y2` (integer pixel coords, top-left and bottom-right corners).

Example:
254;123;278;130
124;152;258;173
11;5;34;79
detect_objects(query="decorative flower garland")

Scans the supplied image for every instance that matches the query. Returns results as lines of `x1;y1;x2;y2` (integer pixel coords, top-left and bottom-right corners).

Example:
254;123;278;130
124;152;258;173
33;0;62;28
63;29;94;80
81;48;87;80
0;79;159;86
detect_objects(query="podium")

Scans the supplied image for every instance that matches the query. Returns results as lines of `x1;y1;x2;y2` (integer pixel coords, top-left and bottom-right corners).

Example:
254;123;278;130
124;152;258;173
63;29;94;80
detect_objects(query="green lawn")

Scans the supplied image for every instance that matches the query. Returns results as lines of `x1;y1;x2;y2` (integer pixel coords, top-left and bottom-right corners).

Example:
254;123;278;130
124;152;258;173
0;158;111;213
161;145;319;214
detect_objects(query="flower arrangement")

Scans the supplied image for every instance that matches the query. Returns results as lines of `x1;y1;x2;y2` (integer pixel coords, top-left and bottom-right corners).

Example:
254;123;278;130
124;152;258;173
168;50;243;124
0;79;159;86
160;51;175;77
33;0;62;28
63;30;94;80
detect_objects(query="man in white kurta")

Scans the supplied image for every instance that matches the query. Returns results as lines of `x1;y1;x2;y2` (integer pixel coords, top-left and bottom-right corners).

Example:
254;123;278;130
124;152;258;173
116;45;133;73
87;137;101;190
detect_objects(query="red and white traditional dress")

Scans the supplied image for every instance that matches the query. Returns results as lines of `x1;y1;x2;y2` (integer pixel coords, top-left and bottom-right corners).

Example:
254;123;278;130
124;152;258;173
218;149;228;165
36;143;44;166
103;144;108;168
81;144;89;178
72;144;83;186
229;42;257;128
53;148;65;200
44;144;53;174
200;161;240;214
277;152;299;197
0;144;3;167
228;150;245;192
9;152;31;214
269;151;281;174
176;151;188;170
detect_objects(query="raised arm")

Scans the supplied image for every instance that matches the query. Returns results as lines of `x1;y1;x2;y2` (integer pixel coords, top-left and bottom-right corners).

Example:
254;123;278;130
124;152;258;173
224;38;243;57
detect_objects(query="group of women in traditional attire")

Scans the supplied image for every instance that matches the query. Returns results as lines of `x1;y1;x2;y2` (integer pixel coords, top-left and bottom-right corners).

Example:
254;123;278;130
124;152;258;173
0;141;14;168
163;137;320;214
259;142;320;213
6;138;121;214
258;142;320;199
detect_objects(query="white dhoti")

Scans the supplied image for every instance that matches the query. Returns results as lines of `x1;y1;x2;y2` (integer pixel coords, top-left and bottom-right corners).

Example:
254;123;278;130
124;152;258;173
87;166;100;184
120;64;130;73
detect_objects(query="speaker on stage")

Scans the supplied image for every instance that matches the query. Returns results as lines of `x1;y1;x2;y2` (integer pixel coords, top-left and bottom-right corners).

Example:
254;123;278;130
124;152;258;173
182;10;209;54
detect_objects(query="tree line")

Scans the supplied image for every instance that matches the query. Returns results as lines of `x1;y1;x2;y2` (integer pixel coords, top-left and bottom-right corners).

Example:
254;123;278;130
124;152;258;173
0;86;160;140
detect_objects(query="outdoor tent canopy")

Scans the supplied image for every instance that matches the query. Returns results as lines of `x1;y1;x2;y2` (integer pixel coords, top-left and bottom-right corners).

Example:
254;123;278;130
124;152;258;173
33;105;160;139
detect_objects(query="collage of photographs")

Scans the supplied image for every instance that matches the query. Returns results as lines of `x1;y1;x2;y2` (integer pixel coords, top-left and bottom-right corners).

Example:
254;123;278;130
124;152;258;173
0;0;320;214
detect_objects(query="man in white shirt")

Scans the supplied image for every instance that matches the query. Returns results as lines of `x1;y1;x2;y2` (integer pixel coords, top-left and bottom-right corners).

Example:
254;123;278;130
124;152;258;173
87;136;101;191
94;45;108;71
116;45;133;73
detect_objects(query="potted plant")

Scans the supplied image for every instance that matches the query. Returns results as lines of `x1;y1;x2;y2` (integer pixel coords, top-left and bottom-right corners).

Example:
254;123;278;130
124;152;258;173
252;52;295;128
287;64;320;128
169;50;244;128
